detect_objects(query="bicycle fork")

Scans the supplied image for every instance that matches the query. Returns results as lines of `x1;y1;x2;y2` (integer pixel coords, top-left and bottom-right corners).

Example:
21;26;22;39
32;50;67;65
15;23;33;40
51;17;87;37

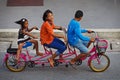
88;53;98;66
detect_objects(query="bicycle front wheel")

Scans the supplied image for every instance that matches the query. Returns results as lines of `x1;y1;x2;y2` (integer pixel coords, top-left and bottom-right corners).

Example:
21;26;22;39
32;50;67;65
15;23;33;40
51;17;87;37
89;54;110;72
5;54;26;72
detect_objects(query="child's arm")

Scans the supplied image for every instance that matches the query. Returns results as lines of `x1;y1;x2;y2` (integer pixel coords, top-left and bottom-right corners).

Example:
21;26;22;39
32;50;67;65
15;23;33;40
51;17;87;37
54;26;62;30
46;24;67;42
81;28;93;33
52;33;67;42
28;26;38;32
22;29;38;39
52;26;67;41
54;26;66;30
81;28;88;33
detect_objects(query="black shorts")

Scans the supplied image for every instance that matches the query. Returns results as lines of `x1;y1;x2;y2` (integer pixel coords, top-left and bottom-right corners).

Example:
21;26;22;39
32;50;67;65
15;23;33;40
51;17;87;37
17;38;31;45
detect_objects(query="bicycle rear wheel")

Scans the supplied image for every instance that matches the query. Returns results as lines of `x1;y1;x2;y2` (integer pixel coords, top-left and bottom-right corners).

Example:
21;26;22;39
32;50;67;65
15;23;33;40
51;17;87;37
5;54;26;72
89;54;110;72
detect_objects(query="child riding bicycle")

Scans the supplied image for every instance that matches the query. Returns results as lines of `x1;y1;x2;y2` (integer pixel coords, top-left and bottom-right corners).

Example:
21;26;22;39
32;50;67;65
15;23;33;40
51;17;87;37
15;18;43;61
67;10;95;65
40;9;67;67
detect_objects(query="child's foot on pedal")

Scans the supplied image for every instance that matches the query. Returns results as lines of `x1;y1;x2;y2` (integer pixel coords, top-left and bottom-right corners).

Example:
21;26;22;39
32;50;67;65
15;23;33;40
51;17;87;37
48;58;54;67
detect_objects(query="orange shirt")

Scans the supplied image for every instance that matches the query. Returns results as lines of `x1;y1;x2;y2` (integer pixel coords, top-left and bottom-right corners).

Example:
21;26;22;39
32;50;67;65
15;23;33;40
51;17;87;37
40;21;55;45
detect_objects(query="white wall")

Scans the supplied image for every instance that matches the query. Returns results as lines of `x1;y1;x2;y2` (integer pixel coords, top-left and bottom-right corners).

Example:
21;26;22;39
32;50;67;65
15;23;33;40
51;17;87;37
0;0;120;29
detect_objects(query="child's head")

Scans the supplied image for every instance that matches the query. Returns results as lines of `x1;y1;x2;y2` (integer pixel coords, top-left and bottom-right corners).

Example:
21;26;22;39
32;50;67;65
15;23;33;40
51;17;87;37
75;10;83;21
43;9;54;22
15;18;28;29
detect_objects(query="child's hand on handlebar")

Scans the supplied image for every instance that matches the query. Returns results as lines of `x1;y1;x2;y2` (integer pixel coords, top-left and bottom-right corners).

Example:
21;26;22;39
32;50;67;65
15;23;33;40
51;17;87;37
33;36;38;39
33;26;39;30
90;37;95;42
59;27;67;33
87;30;94;33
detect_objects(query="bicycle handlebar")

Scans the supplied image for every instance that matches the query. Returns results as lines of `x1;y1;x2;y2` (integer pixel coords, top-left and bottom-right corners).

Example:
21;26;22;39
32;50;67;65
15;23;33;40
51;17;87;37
90;31;99;39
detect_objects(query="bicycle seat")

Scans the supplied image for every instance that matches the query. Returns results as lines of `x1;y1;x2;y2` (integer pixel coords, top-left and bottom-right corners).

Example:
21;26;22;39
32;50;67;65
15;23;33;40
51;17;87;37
22;41;32;48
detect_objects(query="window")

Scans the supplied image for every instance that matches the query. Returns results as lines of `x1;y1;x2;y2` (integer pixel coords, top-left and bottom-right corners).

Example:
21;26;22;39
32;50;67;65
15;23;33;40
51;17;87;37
7;0;44;6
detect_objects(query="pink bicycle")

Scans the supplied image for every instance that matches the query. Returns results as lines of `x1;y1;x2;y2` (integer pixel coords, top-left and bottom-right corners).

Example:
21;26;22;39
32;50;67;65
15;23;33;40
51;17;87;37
4;31;110;72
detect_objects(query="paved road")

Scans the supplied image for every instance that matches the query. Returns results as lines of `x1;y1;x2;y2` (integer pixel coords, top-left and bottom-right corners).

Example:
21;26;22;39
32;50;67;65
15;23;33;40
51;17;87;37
0;51;120;80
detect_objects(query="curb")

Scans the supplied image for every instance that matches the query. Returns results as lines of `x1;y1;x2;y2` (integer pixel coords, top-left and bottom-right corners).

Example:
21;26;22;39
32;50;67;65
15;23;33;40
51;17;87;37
0;29;120;39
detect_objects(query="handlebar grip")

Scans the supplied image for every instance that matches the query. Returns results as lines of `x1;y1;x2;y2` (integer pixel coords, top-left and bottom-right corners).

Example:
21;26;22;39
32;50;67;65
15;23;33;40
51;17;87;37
91;31;95;33
36;28;39;30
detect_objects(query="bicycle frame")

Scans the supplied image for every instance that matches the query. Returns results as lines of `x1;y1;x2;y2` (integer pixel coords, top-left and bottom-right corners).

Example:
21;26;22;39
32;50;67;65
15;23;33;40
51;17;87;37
18;41;105;67
20;44;78;65
21;46;53;64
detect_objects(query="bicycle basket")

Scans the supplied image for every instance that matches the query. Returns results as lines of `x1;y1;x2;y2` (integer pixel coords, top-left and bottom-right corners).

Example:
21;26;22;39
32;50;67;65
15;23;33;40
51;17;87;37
96;39;108;53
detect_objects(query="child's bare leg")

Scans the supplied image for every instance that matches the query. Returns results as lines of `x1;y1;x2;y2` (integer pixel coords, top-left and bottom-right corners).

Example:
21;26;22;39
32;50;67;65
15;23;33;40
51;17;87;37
29;39;43;56
16;43;24;61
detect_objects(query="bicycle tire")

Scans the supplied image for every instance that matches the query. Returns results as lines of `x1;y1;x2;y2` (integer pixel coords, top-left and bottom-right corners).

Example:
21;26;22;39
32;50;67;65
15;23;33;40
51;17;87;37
5;55;26;72
89;54;110;72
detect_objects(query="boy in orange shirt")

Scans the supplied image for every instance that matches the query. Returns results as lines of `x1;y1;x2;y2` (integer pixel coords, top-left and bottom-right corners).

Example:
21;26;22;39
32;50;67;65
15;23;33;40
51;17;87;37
40;10;67;67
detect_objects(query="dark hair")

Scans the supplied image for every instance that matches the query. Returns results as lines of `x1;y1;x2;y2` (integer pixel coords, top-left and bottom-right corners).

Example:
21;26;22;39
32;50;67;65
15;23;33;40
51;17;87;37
75;10;83;18
42;9;53;21
15;18;28;27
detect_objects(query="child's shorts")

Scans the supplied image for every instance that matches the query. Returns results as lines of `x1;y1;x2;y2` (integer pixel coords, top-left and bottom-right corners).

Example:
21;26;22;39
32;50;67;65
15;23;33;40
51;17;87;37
72;39;89;53
44;38;67;55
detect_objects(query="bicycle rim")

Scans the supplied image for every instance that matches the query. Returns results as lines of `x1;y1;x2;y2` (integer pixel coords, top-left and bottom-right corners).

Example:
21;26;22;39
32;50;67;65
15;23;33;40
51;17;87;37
89;54;110;72
5;56;26;72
